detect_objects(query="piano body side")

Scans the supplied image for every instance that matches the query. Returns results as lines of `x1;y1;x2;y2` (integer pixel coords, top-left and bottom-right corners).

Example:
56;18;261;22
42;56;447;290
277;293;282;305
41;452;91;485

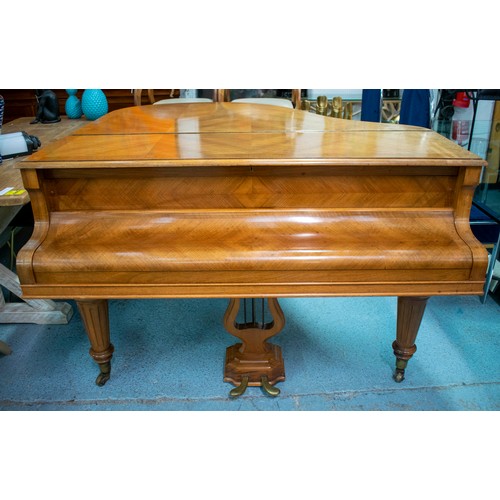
15;104;488;300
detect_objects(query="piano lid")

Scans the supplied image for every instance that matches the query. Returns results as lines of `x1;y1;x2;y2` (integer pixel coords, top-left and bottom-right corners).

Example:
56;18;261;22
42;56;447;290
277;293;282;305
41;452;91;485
19;103;485;168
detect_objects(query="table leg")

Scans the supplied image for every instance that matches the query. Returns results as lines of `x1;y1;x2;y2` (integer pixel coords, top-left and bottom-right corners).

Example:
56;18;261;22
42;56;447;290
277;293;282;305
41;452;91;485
223;298;285;397
392;296;429;382
76;299;114;386
0;262;73;324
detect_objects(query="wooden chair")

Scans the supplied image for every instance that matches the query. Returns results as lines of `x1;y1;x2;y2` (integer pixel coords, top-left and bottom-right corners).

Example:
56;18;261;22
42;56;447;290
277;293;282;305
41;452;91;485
133;90;302;108
216;89;301;109
133;89;213;106
133;89;156;106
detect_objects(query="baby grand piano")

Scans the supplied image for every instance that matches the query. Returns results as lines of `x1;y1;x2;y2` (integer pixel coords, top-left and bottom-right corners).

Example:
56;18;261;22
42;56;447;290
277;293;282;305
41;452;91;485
16;103;488;397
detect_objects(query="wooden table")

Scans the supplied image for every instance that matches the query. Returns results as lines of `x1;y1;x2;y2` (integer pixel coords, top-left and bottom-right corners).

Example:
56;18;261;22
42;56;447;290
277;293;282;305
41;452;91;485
0;117;85;328
15;103;488;395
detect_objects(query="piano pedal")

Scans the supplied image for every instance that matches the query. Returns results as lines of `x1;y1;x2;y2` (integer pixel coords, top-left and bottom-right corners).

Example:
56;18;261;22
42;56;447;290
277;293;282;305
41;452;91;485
260;376;280;397
228;375;281;398
229;376;249;398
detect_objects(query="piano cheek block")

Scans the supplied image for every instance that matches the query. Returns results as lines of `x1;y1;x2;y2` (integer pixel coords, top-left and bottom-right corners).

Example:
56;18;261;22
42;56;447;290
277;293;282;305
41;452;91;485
15;103;488;393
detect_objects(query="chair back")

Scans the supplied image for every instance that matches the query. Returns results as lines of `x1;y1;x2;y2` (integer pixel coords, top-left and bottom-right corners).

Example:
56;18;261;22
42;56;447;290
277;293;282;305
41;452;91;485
133;89;213;106
216;89;301;109
133;89;301;108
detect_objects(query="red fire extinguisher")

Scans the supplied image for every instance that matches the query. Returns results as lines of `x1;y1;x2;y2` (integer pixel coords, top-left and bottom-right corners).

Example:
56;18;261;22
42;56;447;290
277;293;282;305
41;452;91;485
451;91;472;146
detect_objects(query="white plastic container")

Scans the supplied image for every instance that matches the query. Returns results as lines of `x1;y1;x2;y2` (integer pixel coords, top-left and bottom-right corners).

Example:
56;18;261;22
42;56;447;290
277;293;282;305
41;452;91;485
451;92;473;146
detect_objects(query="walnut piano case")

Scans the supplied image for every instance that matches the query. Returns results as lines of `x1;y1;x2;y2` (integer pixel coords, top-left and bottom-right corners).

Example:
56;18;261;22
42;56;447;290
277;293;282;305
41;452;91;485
16;103;488;390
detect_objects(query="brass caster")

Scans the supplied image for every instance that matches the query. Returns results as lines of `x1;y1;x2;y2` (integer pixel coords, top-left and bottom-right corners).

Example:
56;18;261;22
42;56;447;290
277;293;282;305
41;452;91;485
261;376;280;397
229;376;249;398
0;341;12;356
393;358;407;383
95;362;111;386
96;372;110;386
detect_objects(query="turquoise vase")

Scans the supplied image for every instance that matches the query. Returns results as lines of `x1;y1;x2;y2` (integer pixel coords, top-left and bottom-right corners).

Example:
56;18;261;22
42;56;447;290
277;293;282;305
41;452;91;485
65;89;83;119
82;89;108;121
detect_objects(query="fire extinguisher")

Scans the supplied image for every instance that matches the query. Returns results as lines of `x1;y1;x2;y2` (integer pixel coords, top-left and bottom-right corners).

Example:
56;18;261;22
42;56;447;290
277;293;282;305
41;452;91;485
451;91;473;146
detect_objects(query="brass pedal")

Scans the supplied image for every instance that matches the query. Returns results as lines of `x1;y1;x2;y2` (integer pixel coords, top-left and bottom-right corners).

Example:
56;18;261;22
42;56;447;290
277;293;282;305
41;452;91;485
261;376;280;397
229;376;249;398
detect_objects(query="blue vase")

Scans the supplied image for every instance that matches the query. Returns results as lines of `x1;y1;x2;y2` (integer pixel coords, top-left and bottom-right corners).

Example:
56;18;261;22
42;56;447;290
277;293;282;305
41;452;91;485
65;90;83;119
82;89;108;121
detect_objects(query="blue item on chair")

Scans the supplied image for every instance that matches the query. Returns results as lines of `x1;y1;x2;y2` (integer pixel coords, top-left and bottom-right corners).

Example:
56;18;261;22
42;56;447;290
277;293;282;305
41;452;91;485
400;90;431;128
360;89;381;122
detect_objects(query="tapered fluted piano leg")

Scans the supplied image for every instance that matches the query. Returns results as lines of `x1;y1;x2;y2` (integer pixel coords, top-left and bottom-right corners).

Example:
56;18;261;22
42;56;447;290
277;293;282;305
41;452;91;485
392;296;429;382
76;299;114;386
